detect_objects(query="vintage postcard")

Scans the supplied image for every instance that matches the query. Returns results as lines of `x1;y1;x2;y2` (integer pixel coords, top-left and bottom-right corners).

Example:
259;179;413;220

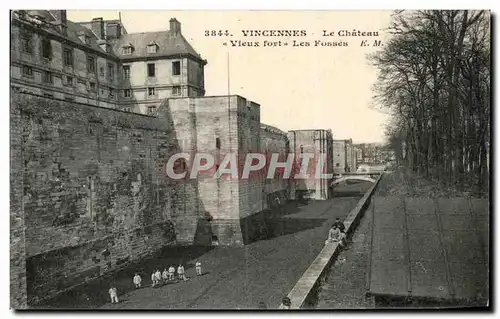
10;9;490;310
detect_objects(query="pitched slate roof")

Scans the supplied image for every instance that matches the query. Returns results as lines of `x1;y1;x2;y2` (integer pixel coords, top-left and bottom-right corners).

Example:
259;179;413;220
19;10;118;58
110;31;203;62
16;11;204;63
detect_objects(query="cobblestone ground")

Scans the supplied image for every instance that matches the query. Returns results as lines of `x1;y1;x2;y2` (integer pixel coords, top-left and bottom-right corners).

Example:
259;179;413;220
44;182;372;309
315;198;375;309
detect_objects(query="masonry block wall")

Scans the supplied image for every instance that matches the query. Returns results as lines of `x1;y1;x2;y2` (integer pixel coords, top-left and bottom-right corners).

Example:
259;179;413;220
333;140;347;173
10;91;28;309
158;98;207;245
288;130;333;201
10;90;190;306
10;89;302;307
260;124;290;210
237;99;264;219
167;96;245;245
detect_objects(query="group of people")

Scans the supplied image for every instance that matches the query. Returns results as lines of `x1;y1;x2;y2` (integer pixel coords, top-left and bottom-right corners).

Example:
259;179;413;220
325;217;347;247
108;261;204;304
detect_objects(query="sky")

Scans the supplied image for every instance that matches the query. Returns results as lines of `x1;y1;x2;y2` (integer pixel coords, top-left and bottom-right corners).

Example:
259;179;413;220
68;10;393;144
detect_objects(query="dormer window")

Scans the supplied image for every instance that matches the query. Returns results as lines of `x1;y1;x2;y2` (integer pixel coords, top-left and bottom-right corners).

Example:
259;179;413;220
99;43;111;53
122;43;134;55
78;32;91;45
147;42;158;54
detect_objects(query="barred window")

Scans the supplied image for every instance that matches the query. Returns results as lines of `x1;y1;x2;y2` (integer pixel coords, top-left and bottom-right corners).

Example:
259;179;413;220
21;33;32;54
63;48;73;66
41;38;52;59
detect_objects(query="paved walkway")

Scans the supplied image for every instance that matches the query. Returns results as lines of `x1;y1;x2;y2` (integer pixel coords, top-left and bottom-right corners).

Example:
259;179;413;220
96;183;371;309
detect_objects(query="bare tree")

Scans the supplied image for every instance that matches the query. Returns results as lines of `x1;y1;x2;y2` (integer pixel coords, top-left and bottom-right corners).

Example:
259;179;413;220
370;10;490;195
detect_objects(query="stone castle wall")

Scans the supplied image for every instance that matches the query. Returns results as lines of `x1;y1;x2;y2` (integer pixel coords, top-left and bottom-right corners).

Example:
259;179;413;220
10;91;292;307
10;90;197;306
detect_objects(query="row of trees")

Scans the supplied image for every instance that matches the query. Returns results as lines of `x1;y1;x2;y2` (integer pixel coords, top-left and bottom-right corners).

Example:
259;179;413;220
371;10;491;195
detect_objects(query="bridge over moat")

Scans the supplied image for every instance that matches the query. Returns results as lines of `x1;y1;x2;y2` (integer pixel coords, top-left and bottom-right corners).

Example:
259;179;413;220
331;172;382;186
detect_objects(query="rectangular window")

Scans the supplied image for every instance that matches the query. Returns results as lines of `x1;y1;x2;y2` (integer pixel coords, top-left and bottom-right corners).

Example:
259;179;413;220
22;66;33;77
147;105;156;115
89;82;96;92
148;87;155;96
123;65;130;79
65;76;73;86
172;86;181;96
63;48;73;66
123;47;132;55
107;64;114;80
147;63;155;77
87;56;95;73
109;88;114;98
216;137;221;149
147;45;157;54
21;34;32;54
99;66;104;76
41;38;52;59
42;71;53;84
172;61;180;75
124;89;131;97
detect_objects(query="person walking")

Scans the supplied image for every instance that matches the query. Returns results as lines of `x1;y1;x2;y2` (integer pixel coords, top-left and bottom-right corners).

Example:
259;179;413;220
195;261;202;276
133;273;142;288
108;286;119;304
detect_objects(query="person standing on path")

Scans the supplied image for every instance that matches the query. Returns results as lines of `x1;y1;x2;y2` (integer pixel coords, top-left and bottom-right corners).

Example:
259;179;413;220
151;271;157;287
162;268;168;284
177;264;187;281
133;273;142;288
108;286;119;304
195;261;202;276
168;265;176;281
155;269;162;286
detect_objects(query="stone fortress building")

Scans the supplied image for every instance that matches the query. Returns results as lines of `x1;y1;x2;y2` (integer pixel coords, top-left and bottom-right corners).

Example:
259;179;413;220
10;10;345;308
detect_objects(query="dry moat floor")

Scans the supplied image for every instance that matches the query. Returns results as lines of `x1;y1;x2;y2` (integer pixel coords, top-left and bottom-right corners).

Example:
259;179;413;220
39;182;372;310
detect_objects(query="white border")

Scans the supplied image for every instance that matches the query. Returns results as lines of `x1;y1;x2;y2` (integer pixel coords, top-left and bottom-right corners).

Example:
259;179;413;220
3;1;498;319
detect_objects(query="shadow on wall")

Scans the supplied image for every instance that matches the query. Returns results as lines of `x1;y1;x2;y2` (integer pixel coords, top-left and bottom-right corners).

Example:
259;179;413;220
294;177;312;205
33;245;214;309
239;187;327;245
156;100;215;248
16;91;216;307
22;94;216;308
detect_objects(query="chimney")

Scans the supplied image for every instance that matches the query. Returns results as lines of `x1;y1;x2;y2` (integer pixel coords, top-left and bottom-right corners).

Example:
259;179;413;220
106;23;122;40
169;18;181;35
91;17;104;39
49;10;67;24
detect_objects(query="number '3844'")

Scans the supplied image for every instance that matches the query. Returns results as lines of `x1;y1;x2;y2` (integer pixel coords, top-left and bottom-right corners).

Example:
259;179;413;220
205;30;231;36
